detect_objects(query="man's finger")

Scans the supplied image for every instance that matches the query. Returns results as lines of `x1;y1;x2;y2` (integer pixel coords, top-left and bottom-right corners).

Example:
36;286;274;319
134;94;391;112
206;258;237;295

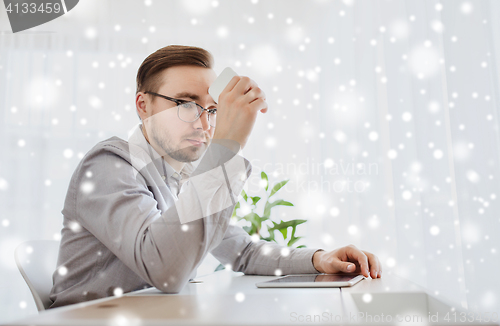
220;75;242;100
363;251;382;278
345;245;370;278
247;87;265;105
346;262;356;272
326;257;357;274
249;98;267;115
233;76;256;98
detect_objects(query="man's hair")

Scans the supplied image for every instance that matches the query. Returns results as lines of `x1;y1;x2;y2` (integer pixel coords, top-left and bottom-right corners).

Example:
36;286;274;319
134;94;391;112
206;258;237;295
135;44;214;119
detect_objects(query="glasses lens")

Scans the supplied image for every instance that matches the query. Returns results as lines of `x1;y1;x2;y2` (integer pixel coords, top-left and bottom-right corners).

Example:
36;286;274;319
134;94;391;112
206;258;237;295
208;111;216;127
178;102;216;128
178;102;200;122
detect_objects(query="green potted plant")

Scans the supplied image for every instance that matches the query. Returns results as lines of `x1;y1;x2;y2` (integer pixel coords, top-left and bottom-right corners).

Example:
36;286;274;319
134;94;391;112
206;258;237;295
215;171;308;271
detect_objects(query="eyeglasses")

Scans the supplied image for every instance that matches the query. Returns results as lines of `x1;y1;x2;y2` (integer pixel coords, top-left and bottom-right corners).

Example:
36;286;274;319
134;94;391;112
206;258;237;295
145;91;217;128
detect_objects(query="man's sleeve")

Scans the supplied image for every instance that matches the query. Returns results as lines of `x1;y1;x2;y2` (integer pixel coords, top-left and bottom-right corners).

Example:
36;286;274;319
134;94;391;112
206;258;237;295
210;224;324;275
73;140;250;294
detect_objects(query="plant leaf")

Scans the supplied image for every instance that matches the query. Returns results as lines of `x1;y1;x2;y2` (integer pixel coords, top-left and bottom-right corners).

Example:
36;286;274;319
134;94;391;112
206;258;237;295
278;227;288;240
269;219;307;230
259;215;269;222
241;189;248;202
272;199;294;207
287;236;302;247
269;179;289;198
261;171;269;191
243;212;262;231
264;229;275;242
290;225;297;239
263;199;294;218
251;196;261;205
297;245;307;248
263;201;271;218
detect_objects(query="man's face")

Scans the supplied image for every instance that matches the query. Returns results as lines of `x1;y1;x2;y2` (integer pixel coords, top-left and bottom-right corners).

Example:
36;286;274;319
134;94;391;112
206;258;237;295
138;65;217;163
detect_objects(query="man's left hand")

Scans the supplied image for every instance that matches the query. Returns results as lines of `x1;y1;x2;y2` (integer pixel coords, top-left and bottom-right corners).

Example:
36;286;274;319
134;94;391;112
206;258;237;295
312;244;382;279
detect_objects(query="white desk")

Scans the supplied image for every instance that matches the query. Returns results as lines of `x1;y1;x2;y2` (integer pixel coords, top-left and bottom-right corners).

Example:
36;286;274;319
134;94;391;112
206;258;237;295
10;270;498;326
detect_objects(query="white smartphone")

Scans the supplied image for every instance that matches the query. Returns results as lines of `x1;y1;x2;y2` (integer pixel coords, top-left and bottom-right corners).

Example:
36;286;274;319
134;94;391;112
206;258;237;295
256;274;365;288
208;67;238;104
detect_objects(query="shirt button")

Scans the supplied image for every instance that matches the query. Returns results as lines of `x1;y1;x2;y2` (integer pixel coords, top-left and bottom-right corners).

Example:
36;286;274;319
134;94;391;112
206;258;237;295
162;175;166;180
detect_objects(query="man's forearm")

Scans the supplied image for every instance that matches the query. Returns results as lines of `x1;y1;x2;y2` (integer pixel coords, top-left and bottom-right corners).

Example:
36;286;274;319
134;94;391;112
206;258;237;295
211;225;323;275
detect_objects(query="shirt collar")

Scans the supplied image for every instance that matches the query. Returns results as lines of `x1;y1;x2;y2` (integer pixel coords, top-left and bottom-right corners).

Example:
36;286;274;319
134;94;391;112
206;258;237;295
127;123;194;180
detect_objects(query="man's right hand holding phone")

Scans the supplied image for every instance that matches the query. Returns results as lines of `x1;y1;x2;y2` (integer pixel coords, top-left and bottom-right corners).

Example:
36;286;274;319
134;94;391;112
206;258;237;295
212;75;268;150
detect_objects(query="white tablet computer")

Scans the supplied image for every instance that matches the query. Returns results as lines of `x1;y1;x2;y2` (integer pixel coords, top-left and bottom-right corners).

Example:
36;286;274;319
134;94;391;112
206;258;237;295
256;274;365;288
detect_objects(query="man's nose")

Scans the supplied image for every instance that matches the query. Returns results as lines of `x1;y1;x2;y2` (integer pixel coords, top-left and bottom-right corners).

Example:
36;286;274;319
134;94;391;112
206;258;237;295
193;111;211;131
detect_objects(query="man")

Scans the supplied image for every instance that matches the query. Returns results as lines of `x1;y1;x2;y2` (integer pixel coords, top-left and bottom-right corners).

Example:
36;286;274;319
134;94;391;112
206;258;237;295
49;45;382;308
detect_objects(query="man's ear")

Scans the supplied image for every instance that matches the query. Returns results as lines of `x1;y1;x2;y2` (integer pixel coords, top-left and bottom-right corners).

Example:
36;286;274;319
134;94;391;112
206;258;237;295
136;92;148;120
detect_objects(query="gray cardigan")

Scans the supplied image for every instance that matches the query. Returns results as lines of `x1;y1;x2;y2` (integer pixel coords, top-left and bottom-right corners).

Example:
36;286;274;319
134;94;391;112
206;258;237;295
49;123;321;308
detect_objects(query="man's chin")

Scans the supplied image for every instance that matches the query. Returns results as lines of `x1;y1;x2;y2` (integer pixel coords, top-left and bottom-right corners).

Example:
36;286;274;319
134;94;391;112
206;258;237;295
170;146;206;162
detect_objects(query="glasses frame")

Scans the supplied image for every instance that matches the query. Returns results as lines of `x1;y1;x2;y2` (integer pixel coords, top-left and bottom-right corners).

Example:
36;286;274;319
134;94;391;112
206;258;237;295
144;91;217;127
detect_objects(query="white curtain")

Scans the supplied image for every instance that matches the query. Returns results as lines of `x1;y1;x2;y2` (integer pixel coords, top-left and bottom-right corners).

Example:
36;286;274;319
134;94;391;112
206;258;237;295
1;0;499;321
